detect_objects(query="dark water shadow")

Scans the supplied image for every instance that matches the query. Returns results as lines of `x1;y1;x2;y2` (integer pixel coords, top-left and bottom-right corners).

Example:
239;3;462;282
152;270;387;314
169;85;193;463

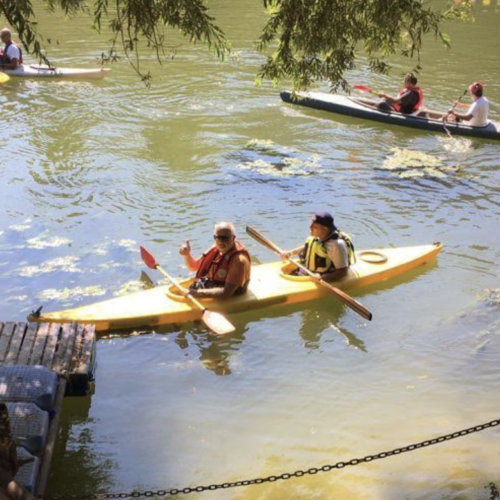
46;395;118;498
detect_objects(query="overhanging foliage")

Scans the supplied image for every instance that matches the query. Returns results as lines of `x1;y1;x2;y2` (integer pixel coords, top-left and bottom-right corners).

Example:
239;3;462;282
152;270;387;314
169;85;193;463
0;0;469;87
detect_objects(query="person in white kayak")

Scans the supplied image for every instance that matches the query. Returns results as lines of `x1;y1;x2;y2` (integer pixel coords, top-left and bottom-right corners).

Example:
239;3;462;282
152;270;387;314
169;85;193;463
446;82;489;127
0;28;23;70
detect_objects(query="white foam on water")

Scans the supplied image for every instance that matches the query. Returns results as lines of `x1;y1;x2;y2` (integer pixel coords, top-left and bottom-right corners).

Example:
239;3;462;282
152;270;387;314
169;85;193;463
27;235;72;249
17;256;81;277
117;239;137;250
37;285;106;301
9;224;32;232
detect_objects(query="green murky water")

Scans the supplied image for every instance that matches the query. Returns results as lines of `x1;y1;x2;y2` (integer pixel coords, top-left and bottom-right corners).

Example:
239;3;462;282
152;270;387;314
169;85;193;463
1;1;499;498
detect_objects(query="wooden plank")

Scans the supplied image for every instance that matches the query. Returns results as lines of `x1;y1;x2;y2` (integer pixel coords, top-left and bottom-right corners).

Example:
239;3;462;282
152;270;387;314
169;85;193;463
0;322;16;364
30;324;50;365
5;323;27;365
69;324;85;373
76;325;95;375
51;323;77;374
16;324;38;365
34;378;66;497
41;324;60;368
67;325;95;396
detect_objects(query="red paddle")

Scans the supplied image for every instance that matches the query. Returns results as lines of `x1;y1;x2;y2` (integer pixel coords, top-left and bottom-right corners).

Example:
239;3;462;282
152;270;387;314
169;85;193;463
140;246;236;335
353;85;382;97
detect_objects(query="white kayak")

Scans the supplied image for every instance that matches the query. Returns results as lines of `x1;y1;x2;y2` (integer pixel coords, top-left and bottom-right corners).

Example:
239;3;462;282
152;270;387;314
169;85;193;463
5;64;110;80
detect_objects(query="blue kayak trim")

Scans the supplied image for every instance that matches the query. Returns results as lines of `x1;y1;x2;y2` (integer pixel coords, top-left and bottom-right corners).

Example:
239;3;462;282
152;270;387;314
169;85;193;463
281;91;500;141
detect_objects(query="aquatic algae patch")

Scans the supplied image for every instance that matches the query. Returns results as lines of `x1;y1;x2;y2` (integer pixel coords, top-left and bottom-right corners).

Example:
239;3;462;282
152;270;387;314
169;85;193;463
17;256;82;277
37;285;106;301
236;139;320;177
27;235;72;249
380;147;458;178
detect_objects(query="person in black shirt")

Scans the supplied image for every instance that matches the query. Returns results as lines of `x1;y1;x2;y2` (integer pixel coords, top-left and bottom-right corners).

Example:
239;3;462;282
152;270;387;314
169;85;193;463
376;73;423;114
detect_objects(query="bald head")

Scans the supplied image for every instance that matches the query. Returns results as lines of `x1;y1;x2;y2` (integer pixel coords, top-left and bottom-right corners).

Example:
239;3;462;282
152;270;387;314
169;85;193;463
1;28;12;45
214;222;236;236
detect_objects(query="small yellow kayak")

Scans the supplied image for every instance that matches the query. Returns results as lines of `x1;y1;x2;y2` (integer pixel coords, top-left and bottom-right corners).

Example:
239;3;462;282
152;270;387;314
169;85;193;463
32;244;443;332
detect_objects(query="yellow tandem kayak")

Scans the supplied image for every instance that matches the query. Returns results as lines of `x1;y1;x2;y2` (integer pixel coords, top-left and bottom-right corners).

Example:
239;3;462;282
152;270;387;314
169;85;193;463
32;243;443;332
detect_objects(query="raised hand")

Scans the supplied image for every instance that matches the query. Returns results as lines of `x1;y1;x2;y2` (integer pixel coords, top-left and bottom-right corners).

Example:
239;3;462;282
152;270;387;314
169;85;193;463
179;240;191;256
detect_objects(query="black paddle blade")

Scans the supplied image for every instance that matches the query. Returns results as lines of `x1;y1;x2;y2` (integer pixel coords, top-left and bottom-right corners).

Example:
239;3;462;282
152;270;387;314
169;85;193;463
140;246;158;270
139;271;156;289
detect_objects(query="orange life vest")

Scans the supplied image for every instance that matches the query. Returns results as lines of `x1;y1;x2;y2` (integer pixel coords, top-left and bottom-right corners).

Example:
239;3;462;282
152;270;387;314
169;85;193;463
195;241;251;285
393;87;423;113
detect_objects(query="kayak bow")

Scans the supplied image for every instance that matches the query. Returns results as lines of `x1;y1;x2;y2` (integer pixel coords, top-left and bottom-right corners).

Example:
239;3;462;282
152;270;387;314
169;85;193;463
5;65;110;80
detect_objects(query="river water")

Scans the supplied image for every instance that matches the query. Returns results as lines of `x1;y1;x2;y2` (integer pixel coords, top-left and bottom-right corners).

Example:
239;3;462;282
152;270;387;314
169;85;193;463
1;1;499;498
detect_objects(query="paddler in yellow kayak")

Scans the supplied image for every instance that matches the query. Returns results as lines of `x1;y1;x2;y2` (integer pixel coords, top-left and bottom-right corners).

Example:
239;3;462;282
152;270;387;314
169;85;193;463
178;222;251;299
280;211;355;282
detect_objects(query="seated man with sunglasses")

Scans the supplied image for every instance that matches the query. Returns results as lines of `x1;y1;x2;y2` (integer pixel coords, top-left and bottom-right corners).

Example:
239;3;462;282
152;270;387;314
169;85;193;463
179;222;251;299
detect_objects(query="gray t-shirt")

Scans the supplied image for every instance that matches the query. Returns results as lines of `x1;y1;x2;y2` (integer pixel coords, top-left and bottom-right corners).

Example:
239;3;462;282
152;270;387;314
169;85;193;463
324;238;349;269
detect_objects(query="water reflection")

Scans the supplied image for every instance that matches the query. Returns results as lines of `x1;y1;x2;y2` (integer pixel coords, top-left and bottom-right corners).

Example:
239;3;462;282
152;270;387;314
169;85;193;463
47;396;117;498
298;308;367;352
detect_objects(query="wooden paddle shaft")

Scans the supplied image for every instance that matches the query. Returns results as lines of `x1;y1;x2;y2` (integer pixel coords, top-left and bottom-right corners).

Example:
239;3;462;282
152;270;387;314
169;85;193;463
288;258;372;320
246;226;373;321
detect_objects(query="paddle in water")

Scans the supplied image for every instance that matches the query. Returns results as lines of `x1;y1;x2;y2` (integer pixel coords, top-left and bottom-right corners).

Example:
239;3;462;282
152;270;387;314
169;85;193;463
246;226;373;321
140;246;236;335
443;88;468;138
0;72;10;84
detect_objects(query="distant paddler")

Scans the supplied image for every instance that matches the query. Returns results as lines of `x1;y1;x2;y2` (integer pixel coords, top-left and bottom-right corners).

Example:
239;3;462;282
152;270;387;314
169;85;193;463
280;211;355;283
375;73;424;115
0;28;23;70
178;222;251;299
445;82;490;127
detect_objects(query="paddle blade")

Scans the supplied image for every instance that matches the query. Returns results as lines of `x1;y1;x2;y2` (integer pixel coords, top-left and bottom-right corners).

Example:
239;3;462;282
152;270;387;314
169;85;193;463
201;310;236;335
353;84;372;93
246;226;283;255
140;246;158;270
0;72;10;84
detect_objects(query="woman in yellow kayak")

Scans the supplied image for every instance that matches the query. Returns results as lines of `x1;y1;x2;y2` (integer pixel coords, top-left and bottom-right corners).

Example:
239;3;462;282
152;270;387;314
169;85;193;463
178;222;251;299
280;212;355;283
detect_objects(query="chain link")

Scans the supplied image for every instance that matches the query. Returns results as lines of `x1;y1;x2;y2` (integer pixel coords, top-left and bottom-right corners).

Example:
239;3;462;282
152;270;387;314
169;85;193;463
44;418;500;500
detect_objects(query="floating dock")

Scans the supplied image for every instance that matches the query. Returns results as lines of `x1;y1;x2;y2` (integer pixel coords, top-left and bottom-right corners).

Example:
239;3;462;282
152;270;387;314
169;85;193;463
0;321;96;498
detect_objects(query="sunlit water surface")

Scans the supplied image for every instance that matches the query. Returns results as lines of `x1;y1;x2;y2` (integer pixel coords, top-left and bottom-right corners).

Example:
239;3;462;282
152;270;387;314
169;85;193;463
1;1;499;498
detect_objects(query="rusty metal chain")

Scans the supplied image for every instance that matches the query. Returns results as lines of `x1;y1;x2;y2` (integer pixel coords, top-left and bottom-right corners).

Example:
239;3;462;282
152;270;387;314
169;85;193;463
44;418;500;500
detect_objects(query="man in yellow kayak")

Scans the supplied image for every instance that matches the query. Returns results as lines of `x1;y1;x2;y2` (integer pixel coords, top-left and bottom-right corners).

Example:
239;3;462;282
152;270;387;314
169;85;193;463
281;212;354;282
0;28;23;70
179;222;251;299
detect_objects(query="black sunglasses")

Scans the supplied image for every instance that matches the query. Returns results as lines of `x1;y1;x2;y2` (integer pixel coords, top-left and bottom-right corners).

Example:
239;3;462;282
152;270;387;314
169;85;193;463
214;234;231;242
